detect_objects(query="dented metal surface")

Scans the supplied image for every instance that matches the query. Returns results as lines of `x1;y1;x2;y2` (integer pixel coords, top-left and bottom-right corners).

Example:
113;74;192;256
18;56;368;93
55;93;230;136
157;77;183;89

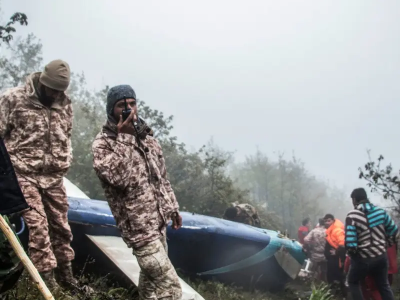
64;179;306;291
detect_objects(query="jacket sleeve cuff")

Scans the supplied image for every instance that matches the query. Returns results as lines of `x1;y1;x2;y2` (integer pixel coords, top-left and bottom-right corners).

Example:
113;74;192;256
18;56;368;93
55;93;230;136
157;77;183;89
170;204;180;216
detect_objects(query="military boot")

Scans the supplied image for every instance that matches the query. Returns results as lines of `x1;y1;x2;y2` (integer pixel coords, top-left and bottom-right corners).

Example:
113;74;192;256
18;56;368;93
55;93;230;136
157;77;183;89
40;270;61;292
55;262;79;289
56;262;94;294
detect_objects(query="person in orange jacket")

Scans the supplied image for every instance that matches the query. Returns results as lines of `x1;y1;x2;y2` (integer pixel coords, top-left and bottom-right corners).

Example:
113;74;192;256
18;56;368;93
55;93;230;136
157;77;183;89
323;214;346;297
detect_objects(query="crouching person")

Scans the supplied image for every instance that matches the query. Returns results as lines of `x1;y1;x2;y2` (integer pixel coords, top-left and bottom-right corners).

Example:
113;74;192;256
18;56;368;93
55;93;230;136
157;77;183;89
92;85;183;300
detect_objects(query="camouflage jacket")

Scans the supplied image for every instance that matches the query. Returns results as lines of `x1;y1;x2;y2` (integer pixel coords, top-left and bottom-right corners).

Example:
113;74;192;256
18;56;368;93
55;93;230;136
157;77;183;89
92;122;179;248
235;203;261;227
303;226;326;262
0;73;73;189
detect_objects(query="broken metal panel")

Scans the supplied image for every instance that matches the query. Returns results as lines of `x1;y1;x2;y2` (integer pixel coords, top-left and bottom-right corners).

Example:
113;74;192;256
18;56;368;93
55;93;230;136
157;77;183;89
86;235;205;300
273;246;303;280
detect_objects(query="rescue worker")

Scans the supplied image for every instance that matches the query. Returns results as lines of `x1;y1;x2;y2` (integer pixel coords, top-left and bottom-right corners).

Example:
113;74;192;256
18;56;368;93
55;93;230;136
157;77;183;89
345;188;398;300
344;242;398;300
92;85;183;300
223;202;261;227
0;60;78;291
303;218;327;282
298;218;311;244
323;213;346;297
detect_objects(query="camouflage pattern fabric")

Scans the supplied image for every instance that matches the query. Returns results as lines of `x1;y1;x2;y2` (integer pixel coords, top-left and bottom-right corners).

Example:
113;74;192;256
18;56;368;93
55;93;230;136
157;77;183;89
133;231;182;300
303;226;326;263
0;215;24;294
18;176;74;273
0;72;73;190
235;203;261;227
92;125;180;248
0;72;74;273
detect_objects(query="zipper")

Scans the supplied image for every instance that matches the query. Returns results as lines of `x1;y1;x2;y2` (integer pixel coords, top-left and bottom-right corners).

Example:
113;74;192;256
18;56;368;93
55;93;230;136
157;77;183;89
41;108;51;170
136;141;166;225
132;139;166;228
47;109;52;151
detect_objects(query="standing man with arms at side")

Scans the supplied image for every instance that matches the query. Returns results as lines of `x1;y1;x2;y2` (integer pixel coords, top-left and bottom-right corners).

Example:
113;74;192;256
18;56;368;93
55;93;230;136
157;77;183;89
92;85;183;300
0;60;78;291
323;214;346;297
345;188;398;300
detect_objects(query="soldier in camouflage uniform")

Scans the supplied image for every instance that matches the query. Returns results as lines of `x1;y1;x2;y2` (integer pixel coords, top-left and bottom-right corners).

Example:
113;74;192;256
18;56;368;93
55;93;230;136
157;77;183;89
303;218;327;282
92;85;183;300
223;202;261;227
0;60;78;291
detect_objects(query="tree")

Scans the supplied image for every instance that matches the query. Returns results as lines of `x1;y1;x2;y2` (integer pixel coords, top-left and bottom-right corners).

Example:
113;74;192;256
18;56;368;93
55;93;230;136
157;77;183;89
0;12;27;44
66;73;108;198
0;34;43;90
165;139;282;230
231;151;350;236
0;26;292;233
359;151;400;215
140;101;174;141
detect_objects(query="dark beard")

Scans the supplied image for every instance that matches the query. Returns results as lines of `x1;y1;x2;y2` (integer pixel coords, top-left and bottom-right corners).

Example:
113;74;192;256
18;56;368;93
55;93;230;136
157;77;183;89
38;84;55;107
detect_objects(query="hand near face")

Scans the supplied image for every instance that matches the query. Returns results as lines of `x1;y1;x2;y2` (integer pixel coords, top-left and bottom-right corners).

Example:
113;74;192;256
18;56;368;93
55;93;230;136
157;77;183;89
117;110;137;135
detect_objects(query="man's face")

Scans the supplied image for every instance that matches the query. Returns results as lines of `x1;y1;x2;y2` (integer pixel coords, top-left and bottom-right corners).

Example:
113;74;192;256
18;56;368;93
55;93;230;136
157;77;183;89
44;86;63;99
324;218;334;228
40;85;64;106
113;98;137;121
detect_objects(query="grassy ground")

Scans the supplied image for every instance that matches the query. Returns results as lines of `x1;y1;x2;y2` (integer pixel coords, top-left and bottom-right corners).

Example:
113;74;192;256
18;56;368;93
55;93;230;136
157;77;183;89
3;262;400;300
6;273;400;300
3;270;309;300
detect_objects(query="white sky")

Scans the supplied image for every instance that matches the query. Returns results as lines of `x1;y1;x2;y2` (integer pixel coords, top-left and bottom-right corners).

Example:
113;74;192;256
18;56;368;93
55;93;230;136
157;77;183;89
3;0;400;205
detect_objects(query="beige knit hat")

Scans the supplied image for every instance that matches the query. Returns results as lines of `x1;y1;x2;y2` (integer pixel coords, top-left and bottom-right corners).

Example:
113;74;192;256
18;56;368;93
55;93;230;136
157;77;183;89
39;59;70;91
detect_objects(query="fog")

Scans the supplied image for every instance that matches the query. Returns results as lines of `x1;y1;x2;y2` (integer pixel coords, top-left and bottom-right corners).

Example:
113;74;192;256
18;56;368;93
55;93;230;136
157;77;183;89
3;0;400;205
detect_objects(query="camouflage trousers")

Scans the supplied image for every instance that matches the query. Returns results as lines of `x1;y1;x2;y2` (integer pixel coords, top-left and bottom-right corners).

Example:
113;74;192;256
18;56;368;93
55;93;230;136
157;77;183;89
133;232;182;300
18;176;75;273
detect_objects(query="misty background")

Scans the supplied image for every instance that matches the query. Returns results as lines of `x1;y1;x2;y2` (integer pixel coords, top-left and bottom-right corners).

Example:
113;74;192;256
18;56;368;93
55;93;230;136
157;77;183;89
2;0;400;208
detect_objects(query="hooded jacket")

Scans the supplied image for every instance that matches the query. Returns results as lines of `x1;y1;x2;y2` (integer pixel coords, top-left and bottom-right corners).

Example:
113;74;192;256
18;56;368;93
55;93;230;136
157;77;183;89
0;73;73;189
92;120;179;248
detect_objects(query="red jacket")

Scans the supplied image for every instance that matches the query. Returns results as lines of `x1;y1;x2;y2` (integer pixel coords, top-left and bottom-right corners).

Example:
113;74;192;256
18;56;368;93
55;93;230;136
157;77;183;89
298;226;309;244
387;244;398;274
